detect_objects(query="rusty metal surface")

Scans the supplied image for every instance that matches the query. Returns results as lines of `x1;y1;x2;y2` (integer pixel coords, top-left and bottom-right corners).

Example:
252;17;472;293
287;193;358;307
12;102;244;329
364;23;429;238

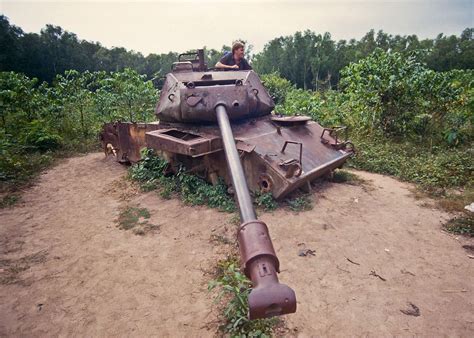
145;115;353;199
156;70;274;123
146;128;222;157
100;48;356;321
216;105;296;319
271;115;311;126
100;122;160;163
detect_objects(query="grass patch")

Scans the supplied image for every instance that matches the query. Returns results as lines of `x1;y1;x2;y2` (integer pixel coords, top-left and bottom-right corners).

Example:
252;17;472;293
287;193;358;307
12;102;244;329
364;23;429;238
117;206;158;235
117;206;150;230
348;136;473;192
331;169;365;185
286;195;313;212
0;194;21;208
444;215;473;236
209;255;280;337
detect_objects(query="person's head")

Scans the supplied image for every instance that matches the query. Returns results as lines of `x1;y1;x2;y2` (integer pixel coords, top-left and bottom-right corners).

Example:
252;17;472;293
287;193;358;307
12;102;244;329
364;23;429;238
232;41;245;60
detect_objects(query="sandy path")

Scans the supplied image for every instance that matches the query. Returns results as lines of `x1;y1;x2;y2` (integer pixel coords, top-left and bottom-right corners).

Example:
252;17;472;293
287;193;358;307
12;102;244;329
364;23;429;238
265;172;474;336
1;153;473;336
0;153;229;337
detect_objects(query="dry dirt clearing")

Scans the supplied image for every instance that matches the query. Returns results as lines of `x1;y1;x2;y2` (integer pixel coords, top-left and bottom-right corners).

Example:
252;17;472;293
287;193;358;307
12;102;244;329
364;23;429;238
0;152;473;337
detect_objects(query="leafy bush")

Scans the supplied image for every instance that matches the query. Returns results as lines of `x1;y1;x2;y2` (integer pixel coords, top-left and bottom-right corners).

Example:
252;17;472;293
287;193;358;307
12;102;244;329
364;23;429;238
129;149;236;212
22;120;62;152
341;49;472;144
260;72;294;105
0;69;159;187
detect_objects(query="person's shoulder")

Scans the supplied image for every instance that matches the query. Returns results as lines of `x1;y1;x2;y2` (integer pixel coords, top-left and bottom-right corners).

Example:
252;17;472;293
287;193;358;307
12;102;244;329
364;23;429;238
220;52;232;64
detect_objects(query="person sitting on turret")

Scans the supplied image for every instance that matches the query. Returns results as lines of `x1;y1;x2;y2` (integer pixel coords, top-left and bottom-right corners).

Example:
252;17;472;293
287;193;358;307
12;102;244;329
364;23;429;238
215;41;252;70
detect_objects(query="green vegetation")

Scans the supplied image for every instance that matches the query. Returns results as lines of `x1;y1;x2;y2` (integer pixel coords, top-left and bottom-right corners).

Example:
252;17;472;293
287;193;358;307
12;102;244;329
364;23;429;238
0;69;157;190
444;216;473;236
331;169;364;185
266;50;472;195
117;206;159;236
254;29;473;90
254;190;278;211
208;256;279;337
129;149;236;213
117;206;151;230
0;194;21;208
1;15;471;90
286;195;313;212
349;137;472;190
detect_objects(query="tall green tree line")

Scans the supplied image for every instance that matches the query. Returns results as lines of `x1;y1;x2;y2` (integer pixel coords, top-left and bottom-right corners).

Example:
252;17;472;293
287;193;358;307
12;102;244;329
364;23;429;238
253;29;473;90
1;15;472;89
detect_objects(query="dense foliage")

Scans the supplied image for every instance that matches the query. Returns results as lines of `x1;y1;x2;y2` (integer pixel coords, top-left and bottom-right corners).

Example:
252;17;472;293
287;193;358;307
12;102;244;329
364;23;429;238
264;51;473;192
1;15;472;90
129;149;236;212
254;29;473;90
341;50;473;143
0;69;157;187
0;15;230;84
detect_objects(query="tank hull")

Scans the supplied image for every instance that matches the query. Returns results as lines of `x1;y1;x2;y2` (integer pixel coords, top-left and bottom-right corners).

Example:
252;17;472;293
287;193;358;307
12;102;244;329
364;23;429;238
101;115;353;199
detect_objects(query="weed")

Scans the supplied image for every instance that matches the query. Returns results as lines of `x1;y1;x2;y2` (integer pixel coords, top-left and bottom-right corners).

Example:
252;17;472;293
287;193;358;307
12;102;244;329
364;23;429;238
117;206;158;235
210;234;234;245
254;190;277;211
228;213;241;226
209;256;279;337
129;149;236;212
436;188;474;213
286;195;313;212
331;169;364;185
0;194;21;208
444;215;473;236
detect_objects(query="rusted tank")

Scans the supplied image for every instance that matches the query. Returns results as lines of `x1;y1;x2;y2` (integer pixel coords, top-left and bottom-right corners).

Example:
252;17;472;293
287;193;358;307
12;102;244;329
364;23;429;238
100;49;354;319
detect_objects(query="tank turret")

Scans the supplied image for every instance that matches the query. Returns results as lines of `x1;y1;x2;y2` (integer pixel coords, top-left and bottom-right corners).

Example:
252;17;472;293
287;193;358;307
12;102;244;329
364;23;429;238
156;63;274;123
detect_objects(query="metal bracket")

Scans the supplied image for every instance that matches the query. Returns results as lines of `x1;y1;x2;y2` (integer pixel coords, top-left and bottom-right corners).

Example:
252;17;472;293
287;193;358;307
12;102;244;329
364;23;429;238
280;141;303;178
320;126;355;152
280;141;303;166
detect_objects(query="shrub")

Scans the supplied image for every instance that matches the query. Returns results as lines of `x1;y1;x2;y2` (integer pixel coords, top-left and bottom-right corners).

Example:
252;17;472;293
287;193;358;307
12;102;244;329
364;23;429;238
260;72;294;105
22;120;62;152
340;49;472;144
129;149;236;212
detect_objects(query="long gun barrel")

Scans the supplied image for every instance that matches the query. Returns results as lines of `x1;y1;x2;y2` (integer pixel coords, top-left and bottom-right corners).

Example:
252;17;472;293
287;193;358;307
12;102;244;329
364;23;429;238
216;104;297;319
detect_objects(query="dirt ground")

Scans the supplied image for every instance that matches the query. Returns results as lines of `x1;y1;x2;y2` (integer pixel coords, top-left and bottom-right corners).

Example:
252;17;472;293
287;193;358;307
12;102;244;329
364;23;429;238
0;153;473;337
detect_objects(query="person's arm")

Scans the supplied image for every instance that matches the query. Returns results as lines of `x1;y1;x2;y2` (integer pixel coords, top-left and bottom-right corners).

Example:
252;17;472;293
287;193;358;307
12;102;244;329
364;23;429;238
215;61;239;69
215;53;239;69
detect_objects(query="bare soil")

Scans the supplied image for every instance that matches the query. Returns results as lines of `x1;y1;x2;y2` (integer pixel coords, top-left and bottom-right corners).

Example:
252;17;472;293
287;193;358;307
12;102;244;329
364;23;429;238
1;153;473;336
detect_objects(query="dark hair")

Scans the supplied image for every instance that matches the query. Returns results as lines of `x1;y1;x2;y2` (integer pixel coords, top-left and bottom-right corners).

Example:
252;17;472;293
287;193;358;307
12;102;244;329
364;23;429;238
232;41;245;54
